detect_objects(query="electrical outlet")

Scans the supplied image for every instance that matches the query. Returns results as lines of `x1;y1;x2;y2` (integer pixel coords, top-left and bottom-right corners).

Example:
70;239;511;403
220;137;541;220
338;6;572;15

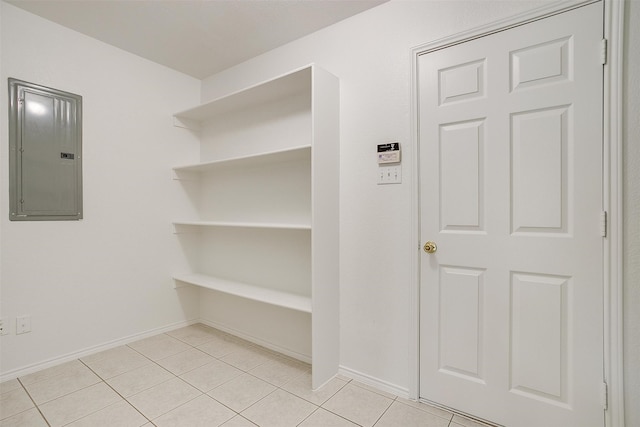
16;315;31;335
0;318;9;336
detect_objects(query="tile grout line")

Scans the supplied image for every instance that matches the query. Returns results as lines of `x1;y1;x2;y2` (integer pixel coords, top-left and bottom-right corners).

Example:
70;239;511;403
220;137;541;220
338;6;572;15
79;340;234;426
298;404;367;427
172;334;279;421
370;394;395;427
16;377;52;427
174;333;324;426
294;406;325;427
295;406;320;427
7;329;273;426
121;342;247;425
119;332;252;423
7;326;459;427
121;334;222;423
200;342;398;427
123;331;289;425
77;357;154;426
189;335;304;425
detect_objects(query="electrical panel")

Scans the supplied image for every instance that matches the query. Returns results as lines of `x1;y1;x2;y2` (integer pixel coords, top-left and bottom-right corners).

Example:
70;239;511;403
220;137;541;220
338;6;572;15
8;79;82;221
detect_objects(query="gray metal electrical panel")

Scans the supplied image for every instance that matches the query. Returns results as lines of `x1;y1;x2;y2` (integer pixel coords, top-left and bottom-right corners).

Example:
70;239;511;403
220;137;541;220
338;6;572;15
8;79;83;221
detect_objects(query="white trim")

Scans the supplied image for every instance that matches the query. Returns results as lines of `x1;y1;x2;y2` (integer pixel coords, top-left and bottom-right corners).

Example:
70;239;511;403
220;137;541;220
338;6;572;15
408;19;422;400
338;365;409;399
0;317;315;384
409;0;602;402
419;398;501;427
602;1;626;426
0;319;196;383
198;318;312;364
411;0;598;56
409;1;625;425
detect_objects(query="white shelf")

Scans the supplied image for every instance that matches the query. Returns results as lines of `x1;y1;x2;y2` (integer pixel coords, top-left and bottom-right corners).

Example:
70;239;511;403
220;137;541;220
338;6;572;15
173;221;311;230
173;146;311;173
174;67;311;122
171;64;339;388
173;273;312;313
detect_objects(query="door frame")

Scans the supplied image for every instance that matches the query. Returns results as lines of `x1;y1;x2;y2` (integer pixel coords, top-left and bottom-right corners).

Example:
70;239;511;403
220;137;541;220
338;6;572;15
408;1;626;426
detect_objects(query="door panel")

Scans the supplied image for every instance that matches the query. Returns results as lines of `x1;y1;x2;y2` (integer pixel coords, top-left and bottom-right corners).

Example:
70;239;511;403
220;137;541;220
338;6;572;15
440;120;484;231
439;266;485;381
510;272;569;403
511;106;569;233
418;3;603;426
439;59;486;105
510;37;571;90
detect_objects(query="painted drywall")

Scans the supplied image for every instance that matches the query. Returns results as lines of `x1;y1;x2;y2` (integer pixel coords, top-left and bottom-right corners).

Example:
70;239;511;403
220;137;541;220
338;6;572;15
200;0;640;414
0;2;201;377
1;0;637;421
623;1;640;425
200;0;569;394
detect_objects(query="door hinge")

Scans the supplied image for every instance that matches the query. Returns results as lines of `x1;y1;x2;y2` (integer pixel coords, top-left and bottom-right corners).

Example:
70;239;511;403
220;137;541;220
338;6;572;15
601;38;608;65
601;382;609;410
600;211;607;237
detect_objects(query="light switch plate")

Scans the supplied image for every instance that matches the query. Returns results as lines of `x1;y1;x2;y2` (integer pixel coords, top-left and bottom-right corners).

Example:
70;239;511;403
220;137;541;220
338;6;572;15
378;165;402;185
16;315;31;335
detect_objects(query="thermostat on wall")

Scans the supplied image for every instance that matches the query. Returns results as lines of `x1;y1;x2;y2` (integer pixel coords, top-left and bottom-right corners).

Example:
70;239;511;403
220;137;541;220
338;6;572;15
377;142;401;164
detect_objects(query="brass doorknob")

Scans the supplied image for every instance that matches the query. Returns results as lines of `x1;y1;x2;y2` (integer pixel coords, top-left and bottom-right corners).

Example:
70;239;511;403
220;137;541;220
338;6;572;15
423;241;437;254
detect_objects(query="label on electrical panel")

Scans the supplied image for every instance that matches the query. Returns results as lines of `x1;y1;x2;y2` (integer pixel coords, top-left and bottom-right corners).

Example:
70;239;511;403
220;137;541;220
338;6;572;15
377;143;401;164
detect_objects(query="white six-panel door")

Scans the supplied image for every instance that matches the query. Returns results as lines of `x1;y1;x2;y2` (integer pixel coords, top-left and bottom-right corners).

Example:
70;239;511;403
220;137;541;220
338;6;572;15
418;3;604;426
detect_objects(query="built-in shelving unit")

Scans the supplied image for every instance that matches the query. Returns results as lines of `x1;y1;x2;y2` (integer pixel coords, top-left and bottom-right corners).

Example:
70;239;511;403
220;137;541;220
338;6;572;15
172;146;311;174
173;273;312;313
172;221;311;230
173;67;310;125
171;65;339;389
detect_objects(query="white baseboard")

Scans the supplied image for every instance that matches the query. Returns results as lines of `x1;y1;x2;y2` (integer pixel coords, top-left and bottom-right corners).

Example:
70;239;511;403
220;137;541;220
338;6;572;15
339;365;409;399
199;318;312;364
0;319;196;383
3;318;407;406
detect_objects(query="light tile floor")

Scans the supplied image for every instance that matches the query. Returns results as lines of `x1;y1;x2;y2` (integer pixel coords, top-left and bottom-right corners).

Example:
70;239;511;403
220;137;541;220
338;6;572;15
0;324;492;427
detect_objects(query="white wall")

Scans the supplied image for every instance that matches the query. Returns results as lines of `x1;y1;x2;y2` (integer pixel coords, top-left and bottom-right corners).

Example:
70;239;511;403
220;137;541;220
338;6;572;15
200;0;562;394
1;0;637;422
200;0;640;417
0;2;201;377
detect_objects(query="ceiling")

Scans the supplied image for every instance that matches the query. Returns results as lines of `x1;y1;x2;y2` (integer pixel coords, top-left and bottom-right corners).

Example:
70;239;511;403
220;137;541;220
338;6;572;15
7;0;388;79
